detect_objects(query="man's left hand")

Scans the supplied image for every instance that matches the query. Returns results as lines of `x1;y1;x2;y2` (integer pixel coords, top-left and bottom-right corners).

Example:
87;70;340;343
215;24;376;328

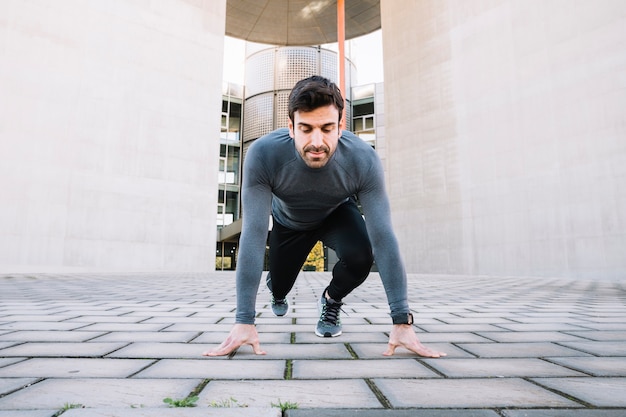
383;324;446;358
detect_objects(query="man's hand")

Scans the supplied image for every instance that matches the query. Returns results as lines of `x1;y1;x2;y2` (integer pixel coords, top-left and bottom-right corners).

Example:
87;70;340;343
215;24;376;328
383;324;446;358
202;323;266;357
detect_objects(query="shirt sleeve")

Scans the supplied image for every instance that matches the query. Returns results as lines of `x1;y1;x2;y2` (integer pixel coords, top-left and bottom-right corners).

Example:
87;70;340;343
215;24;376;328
234;144;273;324
356;154;410;317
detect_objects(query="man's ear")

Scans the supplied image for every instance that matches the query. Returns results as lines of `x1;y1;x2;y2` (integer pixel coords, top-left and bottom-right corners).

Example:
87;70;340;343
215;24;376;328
288;118;295;138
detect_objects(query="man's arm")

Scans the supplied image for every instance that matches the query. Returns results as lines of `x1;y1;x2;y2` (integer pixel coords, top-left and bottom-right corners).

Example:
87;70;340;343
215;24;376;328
204;141;273;356
357;154;446;358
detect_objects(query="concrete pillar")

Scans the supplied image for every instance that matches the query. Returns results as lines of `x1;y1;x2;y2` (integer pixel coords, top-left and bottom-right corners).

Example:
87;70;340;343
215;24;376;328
381;0;626;279
0;0;227;272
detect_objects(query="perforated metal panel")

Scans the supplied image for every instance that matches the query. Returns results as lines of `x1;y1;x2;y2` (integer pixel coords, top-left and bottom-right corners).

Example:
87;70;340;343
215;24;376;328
245;50;275;98
242;46;355;143
276;47;319;90
320;49;338;84
243;93;274;141
275;91;290;129
344;99;352;131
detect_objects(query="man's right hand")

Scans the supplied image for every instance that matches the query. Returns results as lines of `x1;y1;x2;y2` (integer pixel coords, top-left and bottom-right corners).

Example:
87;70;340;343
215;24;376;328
202;323;266;357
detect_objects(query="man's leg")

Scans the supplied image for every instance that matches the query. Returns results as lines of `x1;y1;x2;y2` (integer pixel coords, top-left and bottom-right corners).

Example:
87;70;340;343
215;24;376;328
267;221;319;301
321;199;374;301
315;199;374;337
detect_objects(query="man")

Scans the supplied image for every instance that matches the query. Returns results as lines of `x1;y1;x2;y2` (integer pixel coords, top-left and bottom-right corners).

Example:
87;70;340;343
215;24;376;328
203;76;445;358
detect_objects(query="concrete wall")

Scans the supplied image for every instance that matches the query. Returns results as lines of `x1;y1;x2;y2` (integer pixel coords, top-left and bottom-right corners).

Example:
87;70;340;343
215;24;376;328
381;0;626;280
0;0;226;272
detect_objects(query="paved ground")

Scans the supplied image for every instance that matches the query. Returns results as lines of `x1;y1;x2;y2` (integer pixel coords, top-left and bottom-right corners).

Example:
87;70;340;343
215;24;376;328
0;271;625;417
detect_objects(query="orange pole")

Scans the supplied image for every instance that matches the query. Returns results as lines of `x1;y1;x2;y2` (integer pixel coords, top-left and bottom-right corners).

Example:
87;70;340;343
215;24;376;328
337;0;346;130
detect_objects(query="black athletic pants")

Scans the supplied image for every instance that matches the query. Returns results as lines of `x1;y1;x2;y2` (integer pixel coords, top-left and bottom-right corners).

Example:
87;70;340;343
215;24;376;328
267;198;374;301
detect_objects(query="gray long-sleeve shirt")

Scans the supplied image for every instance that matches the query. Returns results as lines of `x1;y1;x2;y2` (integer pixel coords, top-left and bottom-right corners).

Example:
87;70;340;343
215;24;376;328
235;128;409;324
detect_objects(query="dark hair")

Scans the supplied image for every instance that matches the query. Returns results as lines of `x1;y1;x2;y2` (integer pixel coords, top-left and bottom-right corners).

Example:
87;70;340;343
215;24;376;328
288;75;344;123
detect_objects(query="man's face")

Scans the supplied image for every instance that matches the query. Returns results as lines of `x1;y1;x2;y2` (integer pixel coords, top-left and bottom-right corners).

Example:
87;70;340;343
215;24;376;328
288;104;341;169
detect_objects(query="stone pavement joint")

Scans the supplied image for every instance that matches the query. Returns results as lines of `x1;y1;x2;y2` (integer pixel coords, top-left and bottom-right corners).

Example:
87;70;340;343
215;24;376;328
0;272;625;416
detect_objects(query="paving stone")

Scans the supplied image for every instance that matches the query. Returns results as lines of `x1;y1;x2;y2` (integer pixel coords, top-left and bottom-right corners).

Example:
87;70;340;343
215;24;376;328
532;377;626;407
0;377;38;396
438;317;517;325
0;378;202;409
1;272;624;414
564;331;626;341
546;357;626;376
350;342;471;358
476;332;590;343
503;410;626;417
414;324;505;332
507;316;590;324
106;342;212;359
292;359;440;379
286;410;500;417
257;323;377;333
0;331;106;342
90;331;198;343
0;358;154;378
230;343;353;359
65;316;144;323
0;411;58;417
495;323;591;332
193;331;291;344
422;358;586;378
0;322;86;331
1;315;78;322
0;342;127;357
78;323;169;332
374;378;581;408
139;317;224;325
60;310;140;316
558;341;626;356
134;359;285;379
198;379;382;409
401;332;492;343
311;324;391;333
457;342;590;358
367;316;442;325
575;323;626;331
163;323;234;332
63;408;281;417
294;332;388;343
0;357;25;367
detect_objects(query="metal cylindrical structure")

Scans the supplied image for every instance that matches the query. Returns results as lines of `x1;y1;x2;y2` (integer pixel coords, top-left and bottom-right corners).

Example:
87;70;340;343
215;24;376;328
242;46;354;151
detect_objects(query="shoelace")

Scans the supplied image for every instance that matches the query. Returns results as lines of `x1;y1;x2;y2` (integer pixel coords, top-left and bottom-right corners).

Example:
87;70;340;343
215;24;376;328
272;296;287;305
321;301;344;324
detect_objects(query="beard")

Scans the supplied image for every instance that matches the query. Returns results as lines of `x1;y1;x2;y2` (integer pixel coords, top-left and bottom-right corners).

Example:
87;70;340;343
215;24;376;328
303;145;330;154
300;144;332;168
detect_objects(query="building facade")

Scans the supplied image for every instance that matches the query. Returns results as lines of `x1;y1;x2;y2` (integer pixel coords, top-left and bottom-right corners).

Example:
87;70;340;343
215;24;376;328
1;0;624;280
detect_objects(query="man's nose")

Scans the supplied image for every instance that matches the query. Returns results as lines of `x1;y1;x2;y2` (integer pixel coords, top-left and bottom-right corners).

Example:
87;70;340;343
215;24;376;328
310;129;324;147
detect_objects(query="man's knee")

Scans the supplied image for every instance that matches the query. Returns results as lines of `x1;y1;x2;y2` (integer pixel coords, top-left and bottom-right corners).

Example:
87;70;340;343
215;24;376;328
341;247;374;277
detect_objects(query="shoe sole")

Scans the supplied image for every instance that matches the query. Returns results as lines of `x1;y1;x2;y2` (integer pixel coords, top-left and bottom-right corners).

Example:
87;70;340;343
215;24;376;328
315;328;342;338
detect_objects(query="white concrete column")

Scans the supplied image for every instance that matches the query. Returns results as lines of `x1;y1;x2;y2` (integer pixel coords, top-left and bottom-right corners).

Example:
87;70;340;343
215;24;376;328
381;0;626;279
0;0;227;272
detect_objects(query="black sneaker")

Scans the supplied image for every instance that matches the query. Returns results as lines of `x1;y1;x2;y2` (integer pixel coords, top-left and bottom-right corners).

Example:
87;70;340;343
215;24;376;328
270;295;289;317
316;295;343;337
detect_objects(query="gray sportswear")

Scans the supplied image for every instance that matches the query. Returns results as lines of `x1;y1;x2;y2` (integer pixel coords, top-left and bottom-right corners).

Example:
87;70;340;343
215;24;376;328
235;128;409;324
